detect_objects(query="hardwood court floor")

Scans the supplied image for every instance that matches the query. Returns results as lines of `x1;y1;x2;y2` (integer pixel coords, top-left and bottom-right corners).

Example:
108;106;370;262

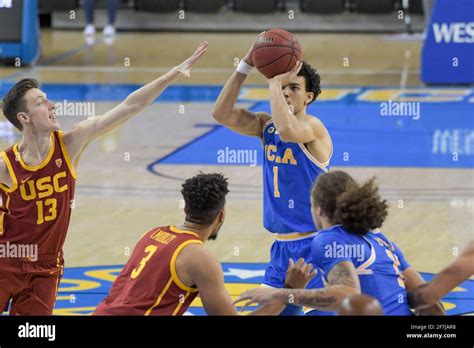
0;30;472;276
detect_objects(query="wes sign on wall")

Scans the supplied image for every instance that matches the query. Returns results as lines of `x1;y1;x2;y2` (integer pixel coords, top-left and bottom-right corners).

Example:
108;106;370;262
421;0;474;84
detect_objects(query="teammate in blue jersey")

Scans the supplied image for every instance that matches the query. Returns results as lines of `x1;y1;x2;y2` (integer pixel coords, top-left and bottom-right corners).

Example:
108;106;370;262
234;171;445;315
212;35;333;315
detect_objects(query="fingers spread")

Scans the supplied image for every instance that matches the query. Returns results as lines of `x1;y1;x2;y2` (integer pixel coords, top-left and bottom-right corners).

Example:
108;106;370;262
233;296;250;306
240;300;257;313
304;263;313;275
295;258;305;268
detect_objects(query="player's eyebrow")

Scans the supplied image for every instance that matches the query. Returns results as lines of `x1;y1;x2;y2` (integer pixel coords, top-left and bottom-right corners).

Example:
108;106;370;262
35;93;47;101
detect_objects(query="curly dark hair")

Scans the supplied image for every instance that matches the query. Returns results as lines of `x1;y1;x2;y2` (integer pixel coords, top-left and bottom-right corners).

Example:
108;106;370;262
312;171;388;235
298;61;321;104
1;78;39;131
181;172;229;226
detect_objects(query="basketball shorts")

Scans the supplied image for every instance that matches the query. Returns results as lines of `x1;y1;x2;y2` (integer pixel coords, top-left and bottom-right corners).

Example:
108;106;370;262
0;257;64;316
262;233;336;316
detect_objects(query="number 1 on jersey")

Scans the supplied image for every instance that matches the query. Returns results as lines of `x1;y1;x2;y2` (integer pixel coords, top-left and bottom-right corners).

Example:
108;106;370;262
273;166;280;198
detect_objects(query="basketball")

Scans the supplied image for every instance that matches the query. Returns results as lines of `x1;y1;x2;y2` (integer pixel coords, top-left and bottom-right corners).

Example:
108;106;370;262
251;29;302;79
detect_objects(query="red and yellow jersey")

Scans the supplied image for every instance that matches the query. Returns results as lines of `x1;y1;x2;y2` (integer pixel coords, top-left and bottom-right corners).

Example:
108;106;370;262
95;226;202;316
0;131;77;268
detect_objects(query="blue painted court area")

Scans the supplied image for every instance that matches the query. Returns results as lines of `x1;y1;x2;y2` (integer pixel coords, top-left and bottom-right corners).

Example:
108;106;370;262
53;263;474;316
150;88;474;169
1;83;472;169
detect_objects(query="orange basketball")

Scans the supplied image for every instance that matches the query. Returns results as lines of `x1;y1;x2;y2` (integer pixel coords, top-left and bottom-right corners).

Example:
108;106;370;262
251;29;302;79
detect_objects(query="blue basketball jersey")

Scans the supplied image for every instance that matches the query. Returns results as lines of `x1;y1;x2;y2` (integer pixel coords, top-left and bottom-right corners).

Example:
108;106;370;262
263;120;330;233
311;225;413;315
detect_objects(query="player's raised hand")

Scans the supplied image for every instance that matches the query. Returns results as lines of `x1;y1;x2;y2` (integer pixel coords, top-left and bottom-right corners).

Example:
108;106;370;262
268;60;303;85
243;31;266;66
284;258;317;289
233;287;280;312
175;41;208;78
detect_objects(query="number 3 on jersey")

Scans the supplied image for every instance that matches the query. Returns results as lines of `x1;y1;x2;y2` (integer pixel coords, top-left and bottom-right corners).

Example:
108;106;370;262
131;245;158;279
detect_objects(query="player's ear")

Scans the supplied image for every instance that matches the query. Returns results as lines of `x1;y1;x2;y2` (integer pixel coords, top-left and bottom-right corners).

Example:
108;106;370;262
305;92;314;105
218;209;225;223
17;112;29;126
316;206;323;217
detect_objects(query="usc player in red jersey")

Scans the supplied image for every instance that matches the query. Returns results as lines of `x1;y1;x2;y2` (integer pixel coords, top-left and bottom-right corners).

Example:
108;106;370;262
94;173;316;316
0;42;208;316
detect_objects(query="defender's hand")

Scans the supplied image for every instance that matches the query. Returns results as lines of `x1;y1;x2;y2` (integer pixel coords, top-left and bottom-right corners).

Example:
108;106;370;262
175;41;208;78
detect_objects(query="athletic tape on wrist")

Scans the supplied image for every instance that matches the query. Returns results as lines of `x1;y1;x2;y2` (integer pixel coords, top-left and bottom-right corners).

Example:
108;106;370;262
236;60;253;75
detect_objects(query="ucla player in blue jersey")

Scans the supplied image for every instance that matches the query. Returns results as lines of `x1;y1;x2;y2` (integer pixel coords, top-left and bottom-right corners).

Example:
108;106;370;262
235;171;445;315
213;35;333;315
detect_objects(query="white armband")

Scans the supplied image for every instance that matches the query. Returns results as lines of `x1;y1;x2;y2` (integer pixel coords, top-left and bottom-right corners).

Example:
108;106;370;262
236;60;253;75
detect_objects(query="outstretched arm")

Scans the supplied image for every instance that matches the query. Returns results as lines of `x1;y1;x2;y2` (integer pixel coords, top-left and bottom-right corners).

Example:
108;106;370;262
408;241;474;310
63;41;208;167
185;249;316;315
235;261;360;312
247;258;317;315
403;267;445;315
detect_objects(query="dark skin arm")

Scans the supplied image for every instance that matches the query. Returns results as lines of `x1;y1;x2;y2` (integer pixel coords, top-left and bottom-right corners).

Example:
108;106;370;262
408;241;474;310
178;247;315;315
403;267;445;315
